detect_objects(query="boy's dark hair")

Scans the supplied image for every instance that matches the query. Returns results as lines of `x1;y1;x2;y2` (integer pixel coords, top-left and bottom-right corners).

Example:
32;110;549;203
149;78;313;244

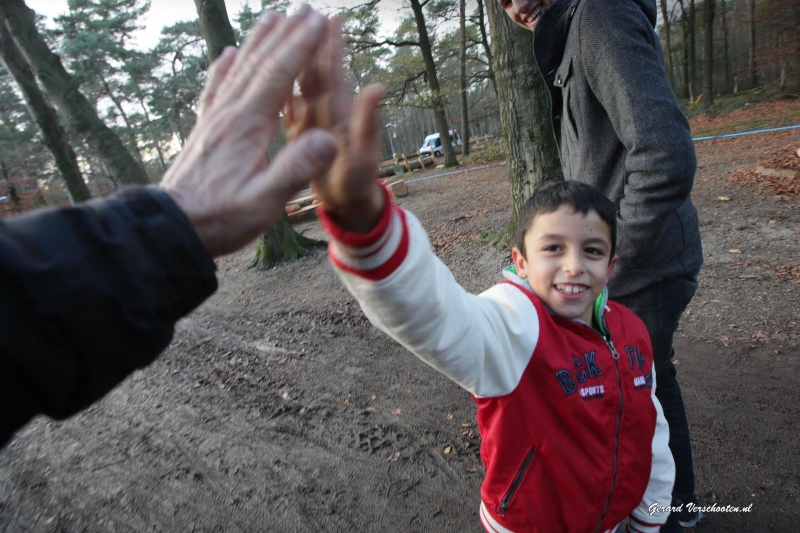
515;181;617;258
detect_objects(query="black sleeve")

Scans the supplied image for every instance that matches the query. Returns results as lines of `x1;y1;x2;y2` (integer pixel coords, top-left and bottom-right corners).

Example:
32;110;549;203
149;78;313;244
0;187;217;445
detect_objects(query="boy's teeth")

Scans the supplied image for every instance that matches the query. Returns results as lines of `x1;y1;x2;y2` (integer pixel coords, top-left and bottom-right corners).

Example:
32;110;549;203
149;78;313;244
557;284;585;295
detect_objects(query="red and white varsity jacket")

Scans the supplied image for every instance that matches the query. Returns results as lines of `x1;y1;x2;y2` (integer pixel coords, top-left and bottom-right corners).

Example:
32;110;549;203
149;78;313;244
319;193;674;533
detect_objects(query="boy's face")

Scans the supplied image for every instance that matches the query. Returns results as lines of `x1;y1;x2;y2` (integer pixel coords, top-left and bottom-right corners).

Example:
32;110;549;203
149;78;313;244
512;206;617;324
497;0;554;31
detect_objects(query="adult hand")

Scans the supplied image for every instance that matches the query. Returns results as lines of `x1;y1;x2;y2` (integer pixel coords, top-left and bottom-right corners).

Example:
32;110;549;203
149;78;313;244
284;18;385;234
160;6;338;257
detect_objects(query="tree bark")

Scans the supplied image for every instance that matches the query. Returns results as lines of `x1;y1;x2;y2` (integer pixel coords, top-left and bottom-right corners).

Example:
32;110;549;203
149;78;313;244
0;22;91;204
99;75;145;168
677;0;690;99
475;0;498;97
749;0;757;86
0;0;148;186
659;0;676;91
459;0;470;157
485;0;562;249
703;0;715;106
194;0;238;64
250;213;325;269
720;0;730;92
409;0;458;168
689;0;697;100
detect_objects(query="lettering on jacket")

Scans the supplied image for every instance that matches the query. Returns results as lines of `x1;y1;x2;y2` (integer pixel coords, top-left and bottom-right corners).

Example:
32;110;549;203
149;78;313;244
553;350;603;397
626;345;653;390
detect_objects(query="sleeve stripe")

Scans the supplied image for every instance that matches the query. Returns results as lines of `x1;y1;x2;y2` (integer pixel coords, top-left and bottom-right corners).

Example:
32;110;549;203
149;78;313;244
629;515;661;528
328;208;410;281
330;207;402;270
317;183;393;249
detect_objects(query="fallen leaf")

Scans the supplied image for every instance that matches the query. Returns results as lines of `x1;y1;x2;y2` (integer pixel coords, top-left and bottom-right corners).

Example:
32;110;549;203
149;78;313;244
465;466;478;473
444;446;452;455
387;452;401;463
715;196;731;201
729;249;743;254
753;331;770;342
392;408;402;416
221;350;232;358
445;413;455;421
193;382;201;389
461;423;472;428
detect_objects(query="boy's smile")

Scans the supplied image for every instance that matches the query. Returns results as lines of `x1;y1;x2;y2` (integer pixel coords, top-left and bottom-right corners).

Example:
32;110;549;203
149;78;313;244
512;205;616;324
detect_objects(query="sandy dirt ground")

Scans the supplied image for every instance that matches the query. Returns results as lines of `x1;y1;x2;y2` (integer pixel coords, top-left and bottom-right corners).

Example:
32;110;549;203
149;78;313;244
1;99;799;532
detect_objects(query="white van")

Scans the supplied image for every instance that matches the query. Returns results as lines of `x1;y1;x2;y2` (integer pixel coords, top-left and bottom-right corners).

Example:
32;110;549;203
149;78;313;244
419;130;461;158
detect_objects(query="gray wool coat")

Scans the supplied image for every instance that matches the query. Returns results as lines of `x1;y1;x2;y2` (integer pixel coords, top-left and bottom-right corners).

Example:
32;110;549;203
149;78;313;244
533;0;703;297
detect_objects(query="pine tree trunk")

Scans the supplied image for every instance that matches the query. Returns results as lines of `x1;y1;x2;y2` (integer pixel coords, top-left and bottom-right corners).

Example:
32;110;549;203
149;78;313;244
689;0;697;100
0;23;91;204
721;0;730;92
703;0;715;106
410;0;459;168
194;0;238;64
100;75;146;168
749;0;757;86
475;0;498;97
459;0;470;157
485;0;563;249
250;214;325;269
0;0;149;186
659;0;676;91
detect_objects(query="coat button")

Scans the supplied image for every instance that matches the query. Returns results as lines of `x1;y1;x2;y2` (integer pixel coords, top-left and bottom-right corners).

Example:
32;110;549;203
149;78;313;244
557;76;562;84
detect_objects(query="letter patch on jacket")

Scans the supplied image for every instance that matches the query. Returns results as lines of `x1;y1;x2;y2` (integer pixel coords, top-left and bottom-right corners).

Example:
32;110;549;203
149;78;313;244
554;351;604;397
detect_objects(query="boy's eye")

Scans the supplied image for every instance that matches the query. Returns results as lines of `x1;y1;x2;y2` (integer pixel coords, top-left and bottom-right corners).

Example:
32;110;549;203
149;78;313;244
585;247;604;256
543;244;561;252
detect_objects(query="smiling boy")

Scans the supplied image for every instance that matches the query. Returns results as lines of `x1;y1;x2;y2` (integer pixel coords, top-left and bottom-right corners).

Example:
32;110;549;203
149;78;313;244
495;2;704;529
320;180;675;533
286;18;674;532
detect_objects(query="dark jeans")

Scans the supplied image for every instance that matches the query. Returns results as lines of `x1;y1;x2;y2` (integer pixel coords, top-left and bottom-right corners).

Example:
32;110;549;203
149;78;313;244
612;274;699;531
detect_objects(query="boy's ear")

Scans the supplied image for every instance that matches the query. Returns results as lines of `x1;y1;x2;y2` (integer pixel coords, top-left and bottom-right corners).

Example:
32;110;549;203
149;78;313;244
512;247;528;279
605;255;618;283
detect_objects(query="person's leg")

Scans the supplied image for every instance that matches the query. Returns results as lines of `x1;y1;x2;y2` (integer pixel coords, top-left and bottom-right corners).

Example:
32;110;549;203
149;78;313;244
612;275;701;528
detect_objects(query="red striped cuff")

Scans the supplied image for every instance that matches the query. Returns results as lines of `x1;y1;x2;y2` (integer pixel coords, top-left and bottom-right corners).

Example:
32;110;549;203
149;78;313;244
628;514;661;533
317;184;392;248
320;185;409;282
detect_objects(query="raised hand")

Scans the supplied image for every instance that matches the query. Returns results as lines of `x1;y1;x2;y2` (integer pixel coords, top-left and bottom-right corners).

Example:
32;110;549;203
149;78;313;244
284;18;386;234
160;7;338;257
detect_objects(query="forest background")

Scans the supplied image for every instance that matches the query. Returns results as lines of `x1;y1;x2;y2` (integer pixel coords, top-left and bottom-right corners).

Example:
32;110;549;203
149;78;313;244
1;0;796;217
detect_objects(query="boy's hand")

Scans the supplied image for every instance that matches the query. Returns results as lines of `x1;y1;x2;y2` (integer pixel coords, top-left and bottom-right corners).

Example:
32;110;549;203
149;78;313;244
284;19;386;234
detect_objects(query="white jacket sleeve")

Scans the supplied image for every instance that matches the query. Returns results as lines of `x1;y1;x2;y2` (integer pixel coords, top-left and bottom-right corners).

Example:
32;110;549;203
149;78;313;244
319;197;539;398
628;365;676;532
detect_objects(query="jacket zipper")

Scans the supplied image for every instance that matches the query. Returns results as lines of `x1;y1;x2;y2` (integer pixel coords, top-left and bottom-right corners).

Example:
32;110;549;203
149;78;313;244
590;330;623;533
499;447;535;517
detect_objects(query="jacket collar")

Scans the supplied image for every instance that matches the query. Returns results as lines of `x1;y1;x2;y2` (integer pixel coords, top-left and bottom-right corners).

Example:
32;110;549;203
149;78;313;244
532;0;581;79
